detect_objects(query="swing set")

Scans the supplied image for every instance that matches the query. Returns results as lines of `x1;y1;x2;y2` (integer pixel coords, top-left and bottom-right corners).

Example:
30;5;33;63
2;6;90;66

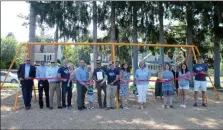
0;42;220;111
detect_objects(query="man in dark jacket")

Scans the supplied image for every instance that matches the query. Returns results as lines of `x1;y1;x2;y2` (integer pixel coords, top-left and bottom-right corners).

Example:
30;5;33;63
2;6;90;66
17;57;36;110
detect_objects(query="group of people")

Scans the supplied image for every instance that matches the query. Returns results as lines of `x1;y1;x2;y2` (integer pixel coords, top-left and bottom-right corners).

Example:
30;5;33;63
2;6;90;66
17;56;208;110
155;56;208;108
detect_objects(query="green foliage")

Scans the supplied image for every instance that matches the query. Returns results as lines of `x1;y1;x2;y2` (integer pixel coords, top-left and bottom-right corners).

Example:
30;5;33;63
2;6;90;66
0;37;19;69
63;45;91;66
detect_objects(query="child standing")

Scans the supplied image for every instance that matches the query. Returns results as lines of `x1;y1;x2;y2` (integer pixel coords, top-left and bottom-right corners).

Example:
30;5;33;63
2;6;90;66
87;65;94;110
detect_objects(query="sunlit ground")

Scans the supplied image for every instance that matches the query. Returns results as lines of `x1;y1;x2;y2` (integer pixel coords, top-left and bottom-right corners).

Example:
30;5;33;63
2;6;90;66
1;87;223;129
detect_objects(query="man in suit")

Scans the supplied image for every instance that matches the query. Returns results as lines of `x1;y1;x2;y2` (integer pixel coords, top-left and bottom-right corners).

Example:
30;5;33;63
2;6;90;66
17;57;36;110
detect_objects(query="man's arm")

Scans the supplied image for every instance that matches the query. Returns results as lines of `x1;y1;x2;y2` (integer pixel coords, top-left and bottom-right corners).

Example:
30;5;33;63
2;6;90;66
75;69;85;86
147;70;151;79
17;64;22;79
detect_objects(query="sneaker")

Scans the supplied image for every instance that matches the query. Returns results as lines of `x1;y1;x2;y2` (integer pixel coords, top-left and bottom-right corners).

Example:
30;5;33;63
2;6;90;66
164;105;168;109
78;107;83;111
170;105;174;108
110;107;115;109
193;103;198;107
140;106;144;110
202;103;207;107
91;107;94;110
182;105;186;108
67;106;72;110
123;107;129;109
57;106;63;109
106;107;110;110
87;107;91;110
82;106;87;109
180;104;184;108
119;105;123;109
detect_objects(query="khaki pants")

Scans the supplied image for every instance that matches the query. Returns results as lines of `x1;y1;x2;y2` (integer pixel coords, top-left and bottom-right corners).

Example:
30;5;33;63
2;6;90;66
106;84;117;107
49;82;61;107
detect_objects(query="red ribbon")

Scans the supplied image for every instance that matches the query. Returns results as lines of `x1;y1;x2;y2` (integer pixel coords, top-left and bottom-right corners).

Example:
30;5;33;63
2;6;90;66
20;72;198;85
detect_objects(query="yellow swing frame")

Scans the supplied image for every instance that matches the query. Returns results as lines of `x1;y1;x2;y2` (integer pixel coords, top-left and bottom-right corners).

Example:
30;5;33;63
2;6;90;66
0;42;220;111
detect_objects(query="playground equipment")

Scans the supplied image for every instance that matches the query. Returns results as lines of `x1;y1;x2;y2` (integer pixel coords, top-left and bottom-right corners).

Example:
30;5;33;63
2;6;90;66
0;42;220;111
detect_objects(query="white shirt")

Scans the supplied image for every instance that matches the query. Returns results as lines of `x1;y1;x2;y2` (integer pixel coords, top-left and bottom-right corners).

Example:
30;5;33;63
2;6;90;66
46;65;59;83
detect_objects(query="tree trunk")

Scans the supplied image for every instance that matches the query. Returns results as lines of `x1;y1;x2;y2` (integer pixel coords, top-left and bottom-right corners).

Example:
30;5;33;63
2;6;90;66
110;1;116;43
158;2;164;65
93;1;97;68
132;2;138;73
213;5;221;88
29;3;36;64
54;24;59;62
186;3;194;87
186;3;193;72
110;1;116;61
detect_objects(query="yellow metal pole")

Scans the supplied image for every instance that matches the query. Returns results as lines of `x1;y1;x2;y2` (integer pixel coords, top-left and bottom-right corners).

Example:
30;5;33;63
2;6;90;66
111;44;119;109
0;44;23;89
194;46;200;55
191;47;198;63
186;48;191;65
14;87;20;111
14;45;28;111
23;42;195;48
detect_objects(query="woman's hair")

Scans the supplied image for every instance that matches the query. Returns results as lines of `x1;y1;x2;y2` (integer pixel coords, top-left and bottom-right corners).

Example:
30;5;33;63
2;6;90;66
163;63;171;71
138;60;146;68
180;63;189;74
69;64;75;70
121;62;131;73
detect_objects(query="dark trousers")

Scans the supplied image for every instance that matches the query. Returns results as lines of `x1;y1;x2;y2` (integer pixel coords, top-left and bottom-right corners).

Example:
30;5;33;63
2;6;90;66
21;80;33;107
62;82;73;107
38;80;49;108
76;82;87;108
96;83;106;107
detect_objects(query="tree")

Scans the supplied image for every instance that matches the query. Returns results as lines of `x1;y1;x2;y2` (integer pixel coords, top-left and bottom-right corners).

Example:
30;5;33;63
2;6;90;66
158;2;165;65
0;37;19;69
92;1;98;67
29;2;37;64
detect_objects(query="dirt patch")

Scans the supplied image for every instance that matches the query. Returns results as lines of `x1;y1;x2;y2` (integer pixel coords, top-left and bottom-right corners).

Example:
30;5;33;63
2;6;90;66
1;88;223;129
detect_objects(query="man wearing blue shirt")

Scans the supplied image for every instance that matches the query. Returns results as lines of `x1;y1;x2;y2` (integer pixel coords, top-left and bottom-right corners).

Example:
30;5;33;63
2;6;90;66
58;59;72;109
193;56;208;107
76;59;88;111
106;61;119;110
36;60;49;109
46;61;62;110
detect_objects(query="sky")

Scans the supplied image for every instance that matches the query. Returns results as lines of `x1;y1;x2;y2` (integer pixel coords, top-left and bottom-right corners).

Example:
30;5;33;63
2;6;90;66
1;1;177;43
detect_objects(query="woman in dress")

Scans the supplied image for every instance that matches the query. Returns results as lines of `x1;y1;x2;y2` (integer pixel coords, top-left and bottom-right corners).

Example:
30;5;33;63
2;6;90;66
161;63;175;109
179;63;190;108
119;63;131;109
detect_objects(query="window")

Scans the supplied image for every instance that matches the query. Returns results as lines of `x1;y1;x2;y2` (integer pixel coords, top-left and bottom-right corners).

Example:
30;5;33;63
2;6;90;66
0;72;6;76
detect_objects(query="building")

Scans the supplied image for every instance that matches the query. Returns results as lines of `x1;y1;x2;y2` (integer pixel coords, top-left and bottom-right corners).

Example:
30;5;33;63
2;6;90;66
34;45;62;64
